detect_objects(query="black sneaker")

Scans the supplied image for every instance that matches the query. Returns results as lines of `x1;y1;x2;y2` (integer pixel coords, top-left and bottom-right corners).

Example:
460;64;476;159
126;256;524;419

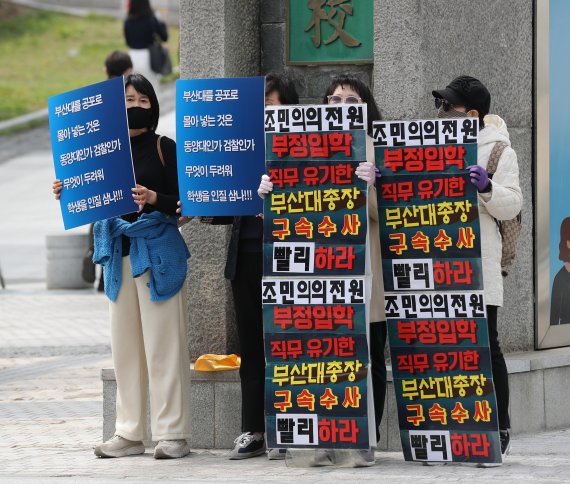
229;432;266;460
500;430;511;457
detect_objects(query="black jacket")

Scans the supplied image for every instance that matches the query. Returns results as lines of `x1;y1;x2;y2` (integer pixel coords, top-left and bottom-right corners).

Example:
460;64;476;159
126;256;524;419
207;216;262;280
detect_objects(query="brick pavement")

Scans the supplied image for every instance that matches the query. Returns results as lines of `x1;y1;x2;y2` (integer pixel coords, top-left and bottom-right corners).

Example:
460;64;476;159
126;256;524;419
0;283;109;355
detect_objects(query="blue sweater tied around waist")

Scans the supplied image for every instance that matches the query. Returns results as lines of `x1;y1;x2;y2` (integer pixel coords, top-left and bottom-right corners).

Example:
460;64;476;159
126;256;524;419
93;212;190;302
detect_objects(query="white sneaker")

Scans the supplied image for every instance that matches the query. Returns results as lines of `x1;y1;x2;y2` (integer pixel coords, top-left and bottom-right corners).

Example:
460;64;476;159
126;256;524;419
94;435;145;458
154;439;191;459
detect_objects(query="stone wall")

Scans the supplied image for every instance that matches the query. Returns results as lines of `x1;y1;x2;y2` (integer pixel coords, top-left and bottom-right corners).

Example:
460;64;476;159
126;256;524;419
373;0;534;352
179;0;261;359
259;0;534;352
178;0;535;357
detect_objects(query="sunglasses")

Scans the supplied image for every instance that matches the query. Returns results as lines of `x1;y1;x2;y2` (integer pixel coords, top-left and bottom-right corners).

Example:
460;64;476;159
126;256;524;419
434;97;454;111
327;94;362;104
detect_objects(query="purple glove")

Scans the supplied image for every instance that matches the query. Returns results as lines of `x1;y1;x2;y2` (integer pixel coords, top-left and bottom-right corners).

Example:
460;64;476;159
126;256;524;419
467;165;491;192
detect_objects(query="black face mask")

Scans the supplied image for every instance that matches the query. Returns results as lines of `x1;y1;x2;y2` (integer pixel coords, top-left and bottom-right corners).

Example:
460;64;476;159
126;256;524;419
127;106;152;130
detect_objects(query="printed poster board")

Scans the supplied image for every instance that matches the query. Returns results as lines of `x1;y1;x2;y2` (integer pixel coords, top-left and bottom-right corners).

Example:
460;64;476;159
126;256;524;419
176;76;266;216
263;104;375;449
536;0;570;347
373;118;502;465
48;76;136;230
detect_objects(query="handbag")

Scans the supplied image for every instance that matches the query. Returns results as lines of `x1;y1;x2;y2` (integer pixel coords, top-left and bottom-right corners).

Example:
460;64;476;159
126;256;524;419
149;37;172;76
486;141;522;277
82;248;96;284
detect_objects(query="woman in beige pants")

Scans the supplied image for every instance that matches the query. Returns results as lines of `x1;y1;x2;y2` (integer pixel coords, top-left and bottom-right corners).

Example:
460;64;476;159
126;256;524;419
53;74;192;459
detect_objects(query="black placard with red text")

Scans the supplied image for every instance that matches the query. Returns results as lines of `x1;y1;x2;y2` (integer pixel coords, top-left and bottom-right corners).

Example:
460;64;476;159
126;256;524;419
374;118;502;465
263;105;375;449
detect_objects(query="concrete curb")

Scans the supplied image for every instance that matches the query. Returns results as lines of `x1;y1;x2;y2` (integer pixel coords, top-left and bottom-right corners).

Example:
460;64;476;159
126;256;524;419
0;83;176;135
8;0;180;25
0;108;49;133
8;0;124;19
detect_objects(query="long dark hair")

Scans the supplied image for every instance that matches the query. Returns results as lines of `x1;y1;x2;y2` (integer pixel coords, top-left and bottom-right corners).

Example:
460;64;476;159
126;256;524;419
127;0;153;19
125;73;160;131
322;74;382;135
265;72;299;105
559;217;570;262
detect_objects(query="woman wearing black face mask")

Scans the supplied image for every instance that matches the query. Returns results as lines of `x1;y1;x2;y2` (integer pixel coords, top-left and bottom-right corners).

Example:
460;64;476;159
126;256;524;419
52;74;192;460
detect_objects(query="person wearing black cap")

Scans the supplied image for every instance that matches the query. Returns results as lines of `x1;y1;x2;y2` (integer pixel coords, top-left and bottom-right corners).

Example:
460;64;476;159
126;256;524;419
432;76;523;465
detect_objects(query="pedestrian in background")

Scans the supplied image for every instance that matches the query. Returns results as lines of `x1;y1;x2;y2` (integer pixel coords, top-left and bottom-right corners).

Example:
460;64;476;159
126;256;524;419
124;0;167;88
104;50;133;79
432;75;523;464
53;73;192;459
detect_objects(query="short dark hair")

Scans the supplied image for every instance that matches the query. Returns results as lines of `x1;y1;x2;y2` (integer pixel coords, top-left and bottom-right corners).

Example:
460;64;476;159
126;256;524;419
105;51;133;79
322;74;382;135
559;217;570;262
265;72;299;105
124;73;160;131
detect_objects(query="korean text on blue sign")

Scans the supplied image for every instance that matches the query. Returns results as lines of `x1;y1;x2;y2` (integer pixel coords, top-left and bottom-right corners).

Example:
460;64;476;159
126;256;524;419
48;76;135;230
374;118;502;466
176;77;266;216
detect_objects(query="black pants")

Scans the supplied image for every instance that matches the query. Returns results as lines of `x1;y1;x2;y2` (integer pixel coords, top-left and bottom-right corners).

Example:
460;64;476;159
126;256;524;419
370;321;387;443
487;305;511;430
231;251;265;433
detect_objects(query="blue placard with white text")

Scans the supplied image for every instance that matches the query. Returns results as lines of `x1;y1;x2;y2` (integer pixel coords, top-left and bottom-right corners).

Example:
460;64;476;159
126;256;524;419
176;76;266;216
48;76;136;230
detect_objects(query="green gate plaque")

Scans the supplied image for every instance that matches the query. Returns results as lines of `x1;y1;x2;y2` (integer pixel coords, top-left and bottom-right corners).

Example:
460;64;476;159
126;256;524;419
287;0;373;65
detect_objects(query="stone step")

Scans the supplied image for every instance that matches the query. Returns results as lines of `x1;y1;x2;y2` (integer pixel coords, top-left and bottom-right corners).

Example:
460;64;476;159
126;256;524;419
101;347;570;450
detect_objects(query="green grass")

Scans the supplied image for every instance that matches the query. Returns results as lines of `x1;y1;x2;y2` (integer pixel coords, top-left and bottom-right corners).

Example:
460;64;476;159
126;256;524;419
0;9;179;123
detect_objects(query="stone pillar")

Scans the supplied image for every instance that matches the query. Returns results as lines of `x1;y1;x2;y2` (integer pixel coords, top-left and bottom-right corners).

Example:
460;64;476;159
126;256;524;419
46;234;92;290
373;0;534;352
373;0;424;120
179;0;261;359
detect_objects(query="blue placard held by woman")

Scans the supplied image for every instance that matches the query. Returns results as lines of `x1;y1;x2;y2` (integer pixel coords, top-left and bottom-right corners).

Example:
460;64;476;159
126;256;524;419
48;76;136;229
176;76;266;216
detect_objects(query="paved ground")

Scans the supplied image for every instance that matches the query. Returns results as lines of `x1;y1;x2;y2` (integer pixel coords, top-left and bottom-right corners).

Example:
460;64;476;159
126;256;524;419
0;287;569;484
0;286;569;483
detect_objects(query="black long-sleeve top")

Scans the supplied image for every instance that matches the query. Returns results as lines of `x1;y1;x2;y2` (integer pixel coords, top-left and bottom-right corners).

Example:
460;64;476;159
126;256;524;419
124;15;168;49
121;130;179;255
207;216;263;280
